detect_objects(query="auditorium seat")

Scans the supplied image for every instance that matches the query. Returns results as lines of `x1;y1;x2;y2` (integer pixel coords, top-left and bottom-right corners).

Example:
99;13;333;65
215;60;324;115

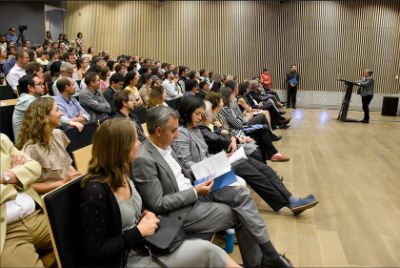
72;144;92;174
42;177;84;267
166;97;182;110
64;121;98;155
0;85;17;100
132;105;147;124
0;100;16;143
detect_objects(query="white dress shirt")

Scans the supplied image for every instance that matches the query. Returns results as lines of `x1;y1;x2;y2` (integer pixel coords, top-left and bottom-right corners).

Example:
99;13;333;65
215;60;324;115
5;193;36;224
6;63;26;93
149;140;197;196
162;79;182;100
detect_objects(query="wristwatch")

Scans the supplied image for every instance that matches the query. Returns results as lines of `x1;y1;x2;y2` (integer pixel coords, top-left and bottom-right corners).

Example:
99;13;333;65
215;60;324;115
2;172;11;184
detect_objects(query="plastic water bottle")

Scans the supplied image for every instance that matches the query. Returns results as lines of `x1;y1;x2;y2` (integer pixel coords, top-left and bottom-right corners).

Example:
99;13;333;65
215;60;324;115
225;229;235;253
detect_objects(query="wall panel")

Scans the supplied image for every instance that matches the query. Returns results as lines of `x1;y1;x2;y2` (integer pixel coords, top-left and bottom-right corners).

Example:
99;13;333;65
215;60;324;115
65;1;400;93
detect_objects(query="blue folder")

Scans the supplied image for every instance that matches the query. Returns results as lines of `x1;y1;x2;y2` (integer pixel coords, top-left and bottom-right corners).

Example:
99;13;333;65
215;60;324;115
194;170;237;192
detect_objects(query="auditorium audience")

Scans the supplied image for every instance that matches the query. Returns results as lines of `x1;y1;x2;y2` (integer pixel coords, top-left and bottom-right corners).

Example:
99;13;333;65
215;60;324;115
132;105;294;268
218;87;288;162
55;77;89;131
12;75;44;140
173;96;317;214
80;118;238;267
0;133;52;267
6;48;29;93
16;97;81;194
79;72;111;122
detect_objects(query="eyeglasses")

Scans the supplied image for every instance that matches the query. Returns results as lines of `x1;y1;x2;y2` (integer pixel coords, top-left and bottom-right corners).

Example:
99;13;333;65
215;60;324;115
34;83;44;87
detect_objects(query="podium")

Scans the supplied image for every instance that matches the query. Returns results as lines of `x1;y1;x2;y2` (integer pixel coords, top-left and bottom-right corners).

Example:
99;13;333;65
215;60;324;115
337;79;360;122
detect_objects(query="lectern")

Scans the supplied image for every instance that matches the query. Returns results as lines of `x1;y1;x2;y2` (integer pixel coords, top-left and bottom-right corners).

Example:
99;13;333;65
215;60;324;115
337;79;360;122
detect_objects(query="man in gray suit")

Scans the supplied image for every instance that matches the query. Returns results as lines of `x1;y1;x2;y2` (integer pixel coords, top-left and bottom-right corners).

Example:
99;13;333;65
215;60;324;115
131;106;293;268
79;72;111;122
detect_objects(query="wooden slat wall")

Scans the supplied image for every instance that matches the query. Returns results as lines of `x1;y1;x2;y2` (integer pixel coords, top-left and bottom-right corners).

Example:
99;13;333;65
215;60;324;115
65;1;400;94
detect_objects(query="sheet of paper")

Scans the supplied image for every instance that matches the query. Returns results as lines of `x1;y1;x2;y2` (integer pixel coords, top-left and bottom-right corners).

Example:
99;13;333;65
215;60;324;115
228;146;247;165
191;151;231;181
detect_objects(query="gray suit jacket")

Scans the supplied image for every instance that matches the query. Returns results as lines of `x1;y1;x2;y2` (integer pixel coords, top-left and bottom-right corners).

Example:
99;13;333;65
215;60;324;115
79;87;111;122
131;139;197;215
359;76;374;97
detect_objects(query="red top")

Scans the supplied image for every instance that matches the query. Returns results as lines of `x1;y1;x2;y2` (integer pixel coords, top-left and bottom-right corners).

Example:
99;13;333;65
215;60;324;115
261;72;272;90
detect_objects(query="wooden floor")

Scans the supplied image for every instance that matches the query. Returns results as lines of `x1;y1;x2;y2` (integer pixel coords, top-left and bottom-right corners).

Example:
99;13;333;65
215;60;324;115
215;108;400;267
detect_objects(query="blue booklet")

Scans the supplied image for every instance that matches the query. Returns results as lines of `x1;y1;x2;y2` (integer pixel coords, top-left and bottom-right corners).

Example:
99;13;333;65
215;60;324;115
193;171;237;192
191;151;238;192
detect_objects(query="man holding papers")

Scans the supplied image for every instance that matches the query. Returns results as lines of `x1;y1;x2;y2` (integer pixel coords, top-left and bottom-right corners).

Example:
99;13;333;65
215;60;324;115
132;105;293;268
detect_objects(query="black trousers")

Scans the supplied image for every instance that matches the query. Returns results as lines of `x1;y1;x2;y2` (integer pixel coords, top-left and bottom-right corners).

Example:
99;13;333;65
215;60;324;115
362;95;373;121
247;114;278;161
232;156;292;211
287;86;298;108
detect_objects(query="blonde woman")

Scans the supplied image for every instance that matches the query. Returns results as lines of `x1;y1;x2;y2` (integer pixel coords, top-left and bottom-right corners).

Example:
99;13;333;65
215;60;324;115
16;97;81;194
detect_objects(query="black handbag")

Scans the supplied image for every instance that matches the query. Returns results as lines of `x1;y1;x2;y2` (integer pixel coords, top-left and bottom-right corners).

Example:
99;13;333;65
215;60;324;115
144;213;185;255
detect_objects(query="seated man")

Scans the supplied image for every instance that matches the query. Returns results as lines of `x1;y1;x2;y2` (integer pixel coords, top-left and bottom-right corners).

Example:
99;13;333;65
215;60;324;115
79;72;111;122
113;89;146;142
55;77;89;132
6;48;29;94
12;74;44;140
52;62;80;96
131;106;293;268
0;133;52;267
103;72;125;114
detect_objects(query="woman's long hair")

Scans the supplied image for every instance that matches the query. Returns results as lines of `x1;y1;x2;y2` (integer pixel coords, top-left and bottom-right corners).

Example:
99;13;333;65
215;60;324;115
81;118;137;191
177;95;205;126
16;97;54;150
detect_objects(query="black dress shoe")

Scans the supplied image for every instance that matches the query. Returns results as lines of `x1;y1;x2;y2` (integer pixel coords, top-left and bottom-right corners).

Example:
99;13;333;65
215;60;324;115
361;119;369;123
262;254;294;268
271;133;282;142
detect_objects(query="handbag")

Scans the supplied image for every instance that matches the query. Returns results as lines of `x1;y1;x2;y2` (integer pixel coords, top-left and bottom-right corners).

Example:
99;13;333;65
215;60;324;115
144;212;185;255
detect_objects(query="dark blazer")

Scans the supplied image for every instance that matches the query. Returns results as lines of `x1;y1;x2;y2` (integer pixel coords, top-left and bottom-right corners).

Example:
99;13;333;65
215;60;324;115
131;139;197;216
80;180;145;267
103;86;117;114
197;125;231;155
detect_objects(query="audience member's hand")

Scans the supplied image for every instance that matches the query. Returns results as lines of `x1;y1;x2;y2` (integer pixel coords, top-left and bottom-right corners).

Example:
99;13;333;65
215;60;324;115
226;137;238;157
70;121;84;132
137;211;160;237
11;153;27;168
194;179;214;196
244;136;254;143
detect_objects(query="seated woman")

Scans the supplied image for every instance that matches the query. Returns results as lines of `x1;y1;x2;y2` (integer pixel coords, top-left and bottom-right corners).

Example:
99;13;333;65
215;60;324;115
138;73;153;106
16;97;81;194
172;95;318;216
146;85;168;109
124;71;144;108
80;118;239;267
217;88;289;162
